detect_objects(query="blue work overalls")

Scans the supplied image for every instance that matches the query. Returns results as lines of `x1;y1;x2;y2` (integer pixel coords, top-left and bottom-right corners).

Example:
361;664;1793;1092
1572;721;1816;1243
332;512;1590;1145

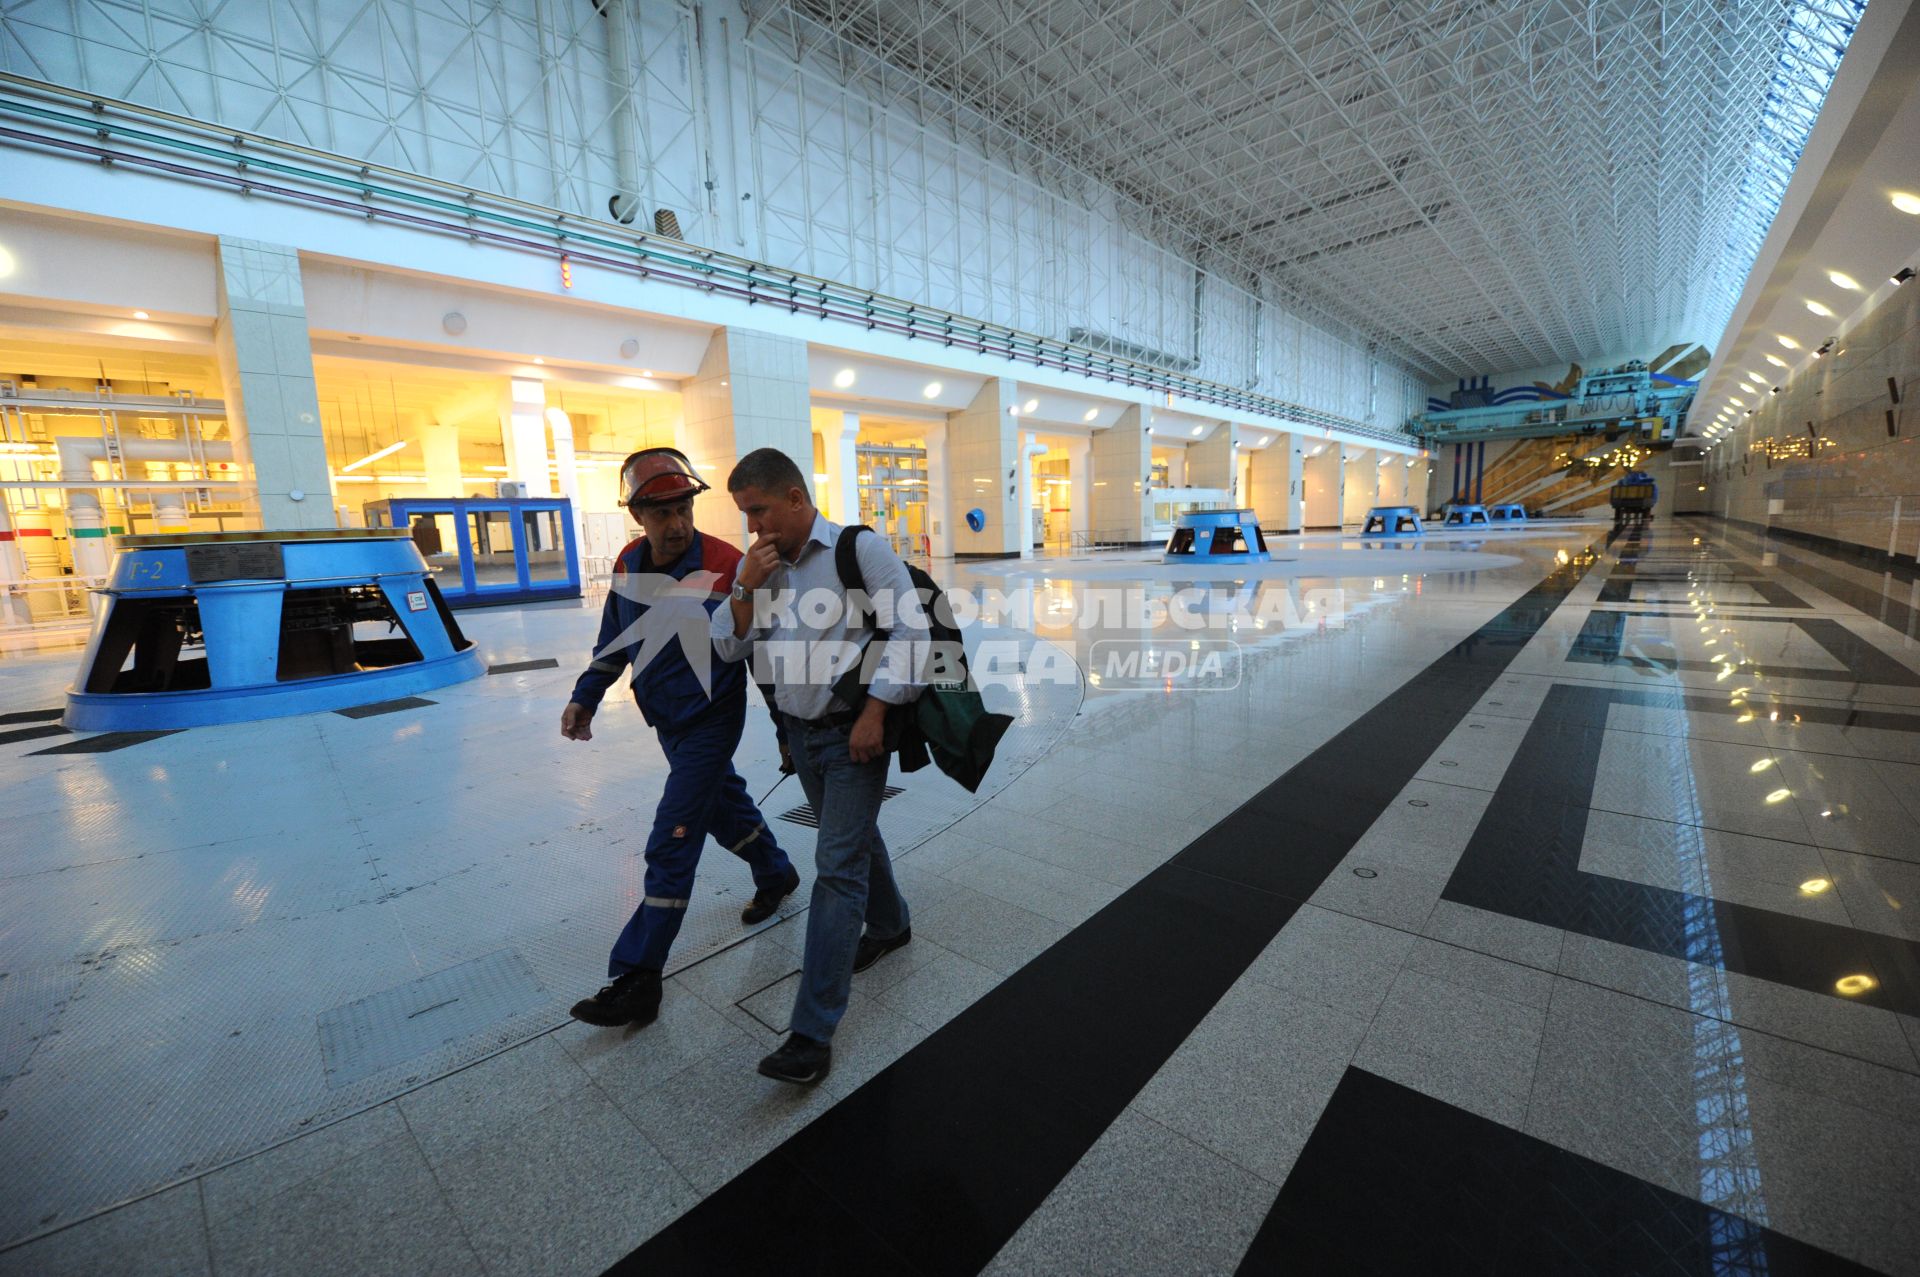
569;532;794;975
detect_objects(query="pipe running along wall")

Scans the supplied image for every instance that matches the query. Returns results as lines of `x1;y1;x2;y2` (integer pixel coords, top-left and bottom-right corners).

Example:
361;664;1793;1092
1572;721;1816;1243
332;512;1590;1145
0;81;1415;451
58;435;235;576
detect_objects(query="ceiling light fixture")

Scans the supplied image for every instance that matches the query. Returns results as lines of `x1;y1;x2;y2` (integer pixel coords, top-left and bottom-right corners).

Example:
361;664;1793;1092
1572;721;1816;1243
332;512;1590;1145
1827;270;1860;291
1023;399;1038;414
1894;267;1917;285
1805;300;1834;317
922;381;942;398
340;439;412;473
1777;335;1800;349
1083;408;1098;422
1764;353;1787;368
1892;193;1920;215
132;310;150;320
1191;426;1204;436
832;368;857;389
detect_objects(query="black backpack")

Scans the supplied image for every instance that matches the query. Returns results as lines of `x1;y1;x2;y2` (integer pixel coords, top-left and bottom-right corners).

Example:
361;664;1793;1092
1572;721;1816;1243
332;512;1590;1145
830;526;1013;792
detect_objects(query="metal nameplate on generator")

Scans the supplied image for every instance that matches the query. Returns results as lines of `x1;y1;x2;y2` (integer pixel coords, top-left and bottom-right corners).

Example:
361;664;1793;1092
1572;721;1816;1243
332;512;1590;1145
186;541;285;583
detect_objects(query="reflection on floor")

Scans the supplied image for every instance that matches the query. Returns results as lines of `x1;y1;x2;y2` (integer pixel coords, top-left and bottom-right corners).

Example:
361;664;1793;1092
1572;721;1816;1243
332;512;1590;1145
2;518;1916;1276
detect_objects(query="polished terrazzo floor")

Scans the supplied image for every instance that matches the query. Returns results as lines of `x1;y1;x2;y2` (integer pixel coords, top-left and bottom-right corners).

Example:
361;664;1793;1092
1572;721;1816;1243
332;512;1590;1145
2;517;1915;1276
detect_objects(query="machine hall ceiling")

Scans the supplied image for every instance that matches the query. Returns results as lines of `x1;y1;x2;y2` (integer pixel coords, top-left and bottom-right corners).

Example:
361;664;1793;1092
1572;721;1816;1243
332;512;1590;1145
765;0;1866;377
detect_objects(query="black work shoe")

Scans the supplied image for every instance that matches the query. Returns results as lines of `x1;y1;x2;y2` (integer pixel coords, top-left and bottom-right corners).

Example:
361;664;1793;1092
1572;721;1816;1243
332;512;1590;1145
741;866;802;925
853;926;912;973
569;968;662;1028
757;1033;831;1085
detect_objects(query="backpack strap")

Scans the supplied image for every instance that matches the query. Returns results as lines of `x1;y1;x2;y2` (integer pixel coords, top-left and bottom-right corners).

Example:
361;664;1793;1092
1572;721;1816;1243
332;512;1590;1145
835;525;879;634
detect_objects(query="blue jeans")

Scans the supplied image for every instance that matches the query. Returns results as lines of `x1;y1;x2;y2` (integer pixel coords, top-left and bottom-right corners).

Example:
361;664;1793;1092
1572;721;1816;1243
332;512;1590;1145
784;713;910;1042
607;698;795;977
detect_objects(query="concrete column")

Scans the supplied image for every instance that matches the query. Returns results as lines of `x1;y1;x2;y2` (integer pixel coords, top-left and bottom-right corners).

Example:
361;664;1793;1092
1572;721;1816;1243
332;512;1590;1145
1189;422;1237;492
505;379;554;497
1303;442;1342;528
1377;455;1409;505
212;237;332;530
1409;454;1434;513
1341;446;1378;525
947;379;1019;557
1164;449;1187;488
420;420;464;497
547;404;583;553
1016;434;1048;560
1069;438;1092;541
925;422;952;558
1247;435;1301;533
1091;405;1154;544
827;411;861;526
679;327;814;549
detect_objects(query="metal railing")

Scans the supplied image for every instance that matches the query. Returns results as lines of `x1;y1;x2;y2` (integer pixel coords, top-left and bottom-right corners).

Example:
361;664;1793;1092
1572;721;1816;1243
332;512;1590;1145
0;575;107;630
0;73;1415;450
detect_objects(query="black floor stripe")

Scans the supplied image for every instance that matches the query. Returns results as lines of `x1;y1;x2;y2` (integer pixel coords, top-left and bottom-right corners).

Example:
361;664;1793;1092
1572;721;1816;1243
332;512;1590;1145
28;730;182;755
1442;680;1920;1014
485;658;560;675
1570;610;1920;686
0;707;64;726
1;723;71;746
607;546;1601;1276
1234;1068;1875;1275
334;696;437;719
1700;515;1920;635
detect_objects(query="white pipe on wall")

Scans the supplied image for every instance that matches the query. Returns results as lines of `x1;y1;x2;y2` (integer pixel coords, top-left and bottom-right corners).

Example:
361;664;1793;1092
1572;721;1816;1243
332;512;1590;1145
0;498;29;627
58;435;236;576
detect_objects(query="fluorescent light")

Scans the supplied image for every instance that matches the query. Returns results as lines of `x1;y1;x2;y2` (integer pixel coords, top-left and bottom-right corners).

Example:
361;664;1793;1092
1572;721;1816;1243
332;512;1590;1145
922;381;942;398
340;439;412;473
1827;270;1860;291
833;368;857;389
1892;192;1920;215
1805;300;1834;317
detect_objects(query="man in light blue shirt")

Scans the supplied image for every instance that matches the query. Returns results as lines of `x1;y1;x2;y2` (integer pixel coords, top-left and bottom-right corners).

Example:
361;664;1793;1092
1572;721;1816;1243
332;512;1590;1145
712;447;927;1084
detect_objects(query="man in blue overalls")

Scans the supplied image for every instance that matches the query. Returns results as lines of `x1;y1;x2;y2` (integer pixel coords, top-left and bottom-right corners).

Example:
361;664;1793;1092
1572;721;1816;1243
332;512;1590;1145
562;447;800;1028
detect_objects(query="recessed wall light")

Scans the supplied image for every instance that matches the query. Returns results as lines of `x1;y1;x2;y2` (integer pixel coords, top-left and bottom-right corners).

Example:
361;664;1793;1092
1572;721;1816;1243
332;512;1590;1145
832;368;856;389
1892;192;1920;215
1764;353;1787;368
1805;300;1834;317
1827;270;1860;291
1776;335;1800;349
922;381;942;398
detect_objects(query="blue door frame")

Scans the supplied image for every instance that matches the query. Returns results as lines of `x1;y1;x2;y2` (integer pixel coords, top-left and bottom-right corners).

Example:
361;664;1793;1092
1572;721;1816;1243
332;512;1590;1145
363;497;581;607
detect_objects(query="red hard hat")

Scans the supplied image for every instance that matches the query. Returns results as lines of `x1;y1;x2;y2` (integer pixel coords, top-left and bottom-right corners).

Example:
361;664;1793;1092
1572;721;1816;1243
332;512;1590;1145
618;447;711;508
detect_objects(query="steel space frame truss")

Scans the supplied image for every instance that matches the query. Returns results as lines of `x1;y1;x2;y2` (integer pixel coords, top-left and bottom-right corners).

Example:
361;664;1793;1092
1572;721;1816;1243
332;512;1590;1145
761;0;1865;378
